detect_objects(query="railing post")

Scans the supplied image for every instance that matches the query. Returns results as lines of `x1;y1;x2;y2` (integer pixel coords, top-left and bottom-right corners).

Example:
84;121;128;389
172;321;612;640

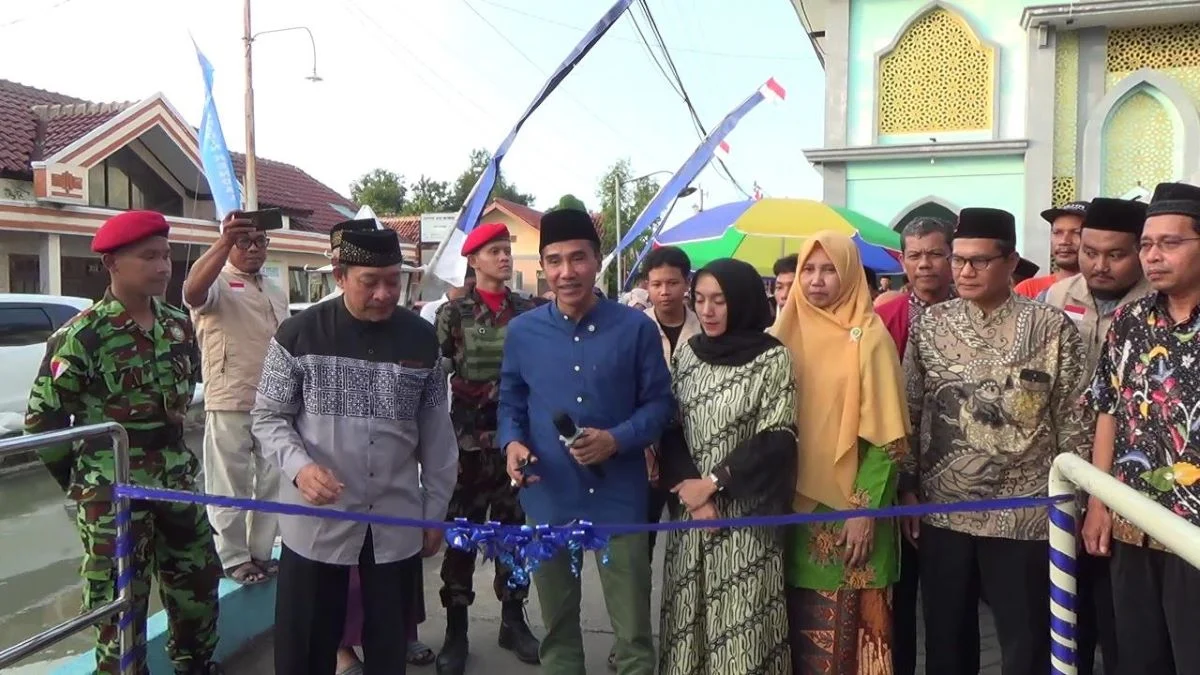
1048;459;1079;675
112;426;135;675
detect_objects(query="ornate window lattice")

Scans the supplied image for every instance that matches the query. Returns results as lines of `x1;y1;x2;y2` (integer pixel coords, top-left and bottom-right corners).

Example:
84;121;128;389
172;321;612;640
878;7;995;135
1053;32;1080;178
1107;23;1200;72
1051;176;1077;208
1102;90;1176;197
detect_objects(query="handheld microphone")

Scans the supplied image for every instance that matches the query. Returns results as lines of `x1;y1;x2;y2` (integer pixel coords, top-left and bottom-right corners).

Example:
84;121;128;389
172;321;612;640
554;412;605;479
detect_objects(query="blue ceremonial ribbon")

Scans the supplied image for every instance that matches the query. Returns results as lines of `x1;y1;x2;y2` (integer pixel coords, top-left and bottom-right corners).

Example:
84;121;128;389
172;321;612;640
114;483;1070;583
192;39;243;219
430;0;633;287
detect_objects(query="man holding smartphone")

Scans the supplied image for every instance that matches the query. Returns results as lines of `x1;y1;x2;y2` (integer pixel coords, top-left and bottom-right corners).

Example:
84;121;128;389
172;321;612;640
183;210;290;585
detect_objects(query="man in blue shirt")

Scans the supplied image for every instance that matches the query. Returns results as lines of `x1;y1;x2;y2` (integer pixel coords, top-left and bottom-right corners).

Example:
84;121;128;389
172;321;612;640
498;208;674;675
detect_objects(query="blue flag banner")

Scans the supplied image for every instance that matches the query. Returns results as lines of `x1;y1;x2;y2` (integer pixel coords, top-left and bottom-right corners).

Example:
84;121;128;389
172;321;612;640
193;41;243;221
429;0;634;287
612;78;786;283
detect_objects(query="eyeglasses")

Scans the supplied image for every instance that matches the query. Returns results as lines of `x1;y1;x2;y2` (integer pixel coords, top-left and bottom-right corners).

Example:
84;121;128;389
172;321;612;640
235;236;270;250
950;254;1006;271
1138;237;1200;254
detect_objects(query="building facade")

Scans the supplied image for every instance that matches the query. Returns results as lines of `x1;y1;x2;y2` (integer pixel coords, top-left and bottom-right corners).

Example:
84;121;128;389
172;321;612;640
792;0;1200;268
0;80;363;305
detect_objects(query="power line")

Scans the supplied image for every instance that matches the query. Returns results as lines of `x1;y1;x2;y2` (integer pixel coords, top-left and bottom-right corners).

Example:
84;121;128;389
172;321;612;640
0;0;80;29
474;0;807;62
632;0;752;198
458;0;648;149
335;0;596;186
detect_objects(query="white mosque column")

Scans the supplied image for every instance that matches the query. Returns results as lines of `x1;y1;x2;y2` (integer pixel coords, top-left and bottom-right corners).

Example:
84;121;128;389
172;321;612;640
38;233;62;296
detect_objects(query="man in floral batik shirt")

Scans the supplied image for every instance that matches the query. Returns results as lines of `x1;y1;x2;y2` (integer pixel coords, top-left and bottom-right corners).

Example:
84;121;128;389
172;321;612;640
1082;180;1200;675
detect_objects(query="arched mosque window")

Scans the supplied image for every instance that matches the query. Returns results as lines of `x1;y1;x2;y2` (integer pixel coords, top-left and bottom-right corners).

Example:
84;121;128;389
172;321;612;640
877;5;996;136
1101;88;1179;198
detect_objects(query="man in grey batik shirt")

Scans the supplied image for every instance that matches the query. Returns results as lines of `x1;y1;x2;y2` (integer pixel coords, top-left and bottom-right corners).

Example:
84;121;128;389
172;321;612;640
253;227;458;675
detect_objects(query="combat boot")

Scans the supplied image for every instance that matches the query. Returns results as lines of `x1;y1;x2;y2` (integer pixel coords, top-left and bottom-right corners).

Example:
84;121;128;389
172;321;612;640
498;600;541;664
436;606;469;675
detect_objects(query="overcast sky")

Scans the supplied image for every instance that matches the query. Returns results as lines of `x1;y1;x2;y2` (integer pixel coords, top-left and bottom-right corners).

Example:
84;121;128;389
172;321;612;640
2;0;826;217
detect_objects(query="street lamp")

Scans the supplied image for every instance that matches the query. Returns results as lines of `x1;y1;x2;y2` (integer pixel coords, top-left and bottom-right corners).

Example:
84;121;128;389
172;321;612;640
243;1;322;210
613;170;698;285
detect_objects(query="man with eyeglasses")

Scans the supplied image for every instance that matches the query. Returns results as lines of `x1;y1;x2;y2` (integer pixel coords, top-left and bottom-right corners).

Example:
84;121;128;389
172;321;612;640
183;211;290;585
901;207;1089;675
1081;181;1200;675
875;215;955;675
1042;197;1150;675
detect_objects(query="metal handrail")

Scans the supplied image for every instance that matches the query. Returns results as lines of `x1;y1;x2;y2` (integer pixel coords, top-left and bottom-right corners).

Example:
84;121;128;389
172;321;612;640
0;422;133;672
1047;453;1200;675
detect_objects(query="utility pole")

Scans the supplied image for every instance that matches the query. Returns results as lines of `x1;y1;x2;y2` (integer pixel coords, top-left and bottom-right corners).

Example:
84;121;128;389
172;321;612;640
243;0;258;210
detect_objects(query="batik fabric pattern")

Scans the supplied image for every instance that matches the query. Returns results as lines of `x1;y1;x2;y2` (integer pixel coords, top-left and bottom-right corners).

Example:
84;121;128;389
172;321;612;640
659;343;793;675
901;294;1090;540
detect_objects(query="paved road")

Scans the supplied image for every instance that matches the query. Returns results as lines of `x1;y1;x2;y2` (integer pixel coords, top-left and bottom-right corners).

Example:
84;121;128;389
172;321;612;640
225;546;1007;674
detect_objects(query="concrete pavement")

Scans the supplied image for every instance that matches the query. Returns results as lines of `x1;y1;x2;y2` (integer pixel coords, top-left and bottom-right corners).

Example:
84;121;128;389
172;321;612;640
224;543;1008;674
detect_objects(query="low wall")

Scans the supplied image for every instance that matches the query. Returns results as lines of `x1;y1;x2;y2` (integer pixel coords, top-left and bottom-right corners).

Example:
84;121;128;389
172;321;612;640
52;548;280;675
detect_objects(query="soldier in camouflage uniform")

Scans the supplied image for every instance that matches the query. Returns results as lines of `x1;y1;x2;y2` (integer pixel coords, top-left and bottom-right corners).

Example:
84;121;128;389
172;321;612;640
433;222;540;675
25;211;222;675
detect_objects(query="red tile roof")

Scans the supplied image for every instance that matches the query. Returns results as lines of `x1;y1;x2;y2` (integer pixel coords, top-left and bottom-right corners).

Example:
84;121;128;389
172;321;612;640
380;215;420;244
230;153;356;234
39;103;128;156
0;79;83;174
0;78;356;234
490;198;544;229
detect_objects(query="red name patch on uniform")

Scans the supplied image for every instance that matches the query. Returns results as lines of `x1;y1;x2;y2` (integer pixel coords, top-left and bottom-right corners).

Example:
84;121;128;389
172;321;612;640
229;281;245;292
1064;304;1086;322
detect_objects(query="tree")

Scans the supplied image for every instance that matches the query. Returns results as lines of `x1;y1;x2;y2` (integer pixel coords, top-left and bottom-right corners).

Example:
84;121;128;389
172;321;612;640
553;194;588;213
402;175;454;215
446;148;536;211
349;168;407;215
595;159;661;296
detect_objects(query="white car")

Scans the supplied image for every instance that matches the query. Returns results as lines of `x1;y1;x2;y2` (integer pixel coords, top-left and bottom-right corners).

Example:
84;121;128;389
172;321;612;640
0;294;206;435
0;294;94;433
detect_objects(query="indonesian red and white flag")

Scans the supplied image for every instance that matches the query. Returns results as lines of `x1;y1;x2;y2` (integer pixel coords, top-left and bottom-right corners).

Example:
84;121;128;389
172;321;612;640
715;140;731;158
759;77;786;103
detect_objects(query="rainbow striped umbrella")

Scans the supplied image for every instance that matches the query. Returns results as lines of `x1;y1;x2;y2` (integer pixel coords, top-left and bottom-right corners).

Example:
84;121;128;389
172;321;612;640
655;199;903;275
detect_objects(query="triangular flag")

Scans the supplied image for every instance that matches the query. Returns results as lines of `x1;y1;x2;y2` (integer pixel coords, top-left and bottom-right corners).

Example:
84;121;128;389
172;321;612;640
759;77;786;103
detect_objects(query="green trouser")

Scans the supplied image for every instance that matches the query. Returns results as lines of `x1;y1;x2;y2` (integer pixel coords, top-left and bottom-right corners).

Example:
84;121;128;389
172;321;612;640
79;499;222;675
531;531;654;675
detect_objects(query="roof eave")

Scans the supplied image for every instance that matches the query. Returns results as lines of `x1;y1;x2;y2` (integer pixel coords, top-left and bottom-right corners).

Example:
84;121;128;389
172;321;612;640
790;0;827;69
803;139;1030;164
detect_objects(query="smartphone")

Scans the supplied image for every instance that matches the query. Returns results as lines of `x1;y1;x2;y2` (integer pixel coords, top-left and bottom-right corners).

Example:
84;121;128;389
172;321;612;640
241;208;284;231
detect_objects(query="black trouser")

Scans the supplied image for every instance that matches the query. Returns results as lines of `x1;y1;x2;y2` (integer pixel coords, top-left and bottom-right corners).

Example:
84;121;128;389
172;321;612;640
919;525;1049;675
1076;550;1118;675
646;484;671;561
274;528;418;675
1111;541;1200;675
891;537;920;675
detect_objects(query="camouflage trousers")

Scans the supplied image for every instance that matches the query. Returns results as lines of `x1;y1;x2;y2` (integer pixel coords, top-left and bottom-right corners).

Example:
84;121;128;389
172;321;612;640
440;449;528;607
78;499;221;675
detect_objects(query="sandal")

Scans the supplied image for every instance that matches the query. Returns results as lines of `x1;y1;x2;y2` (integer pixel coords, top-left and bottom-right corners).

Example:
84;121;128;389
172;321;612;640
406;640;435;666
253;558;280;577
225;562;267;585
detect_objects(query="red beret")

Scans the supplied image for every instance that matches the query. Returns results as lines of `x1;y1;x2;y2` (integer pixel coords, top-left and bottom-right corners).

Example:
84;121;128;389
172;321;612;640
92;211;170;253
461;222;510;256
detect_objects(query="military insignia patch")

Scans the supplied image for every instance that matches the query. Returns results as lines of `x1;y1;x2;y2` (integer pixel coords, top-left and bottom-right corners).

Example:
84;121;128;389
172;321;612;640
50;356;70;381
170;325;185;341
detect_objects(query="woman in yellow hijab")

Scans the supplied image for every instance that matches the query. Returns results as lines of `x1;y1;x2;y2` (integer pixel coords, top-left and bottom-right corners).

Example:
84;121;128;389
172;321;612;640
774;231;910;675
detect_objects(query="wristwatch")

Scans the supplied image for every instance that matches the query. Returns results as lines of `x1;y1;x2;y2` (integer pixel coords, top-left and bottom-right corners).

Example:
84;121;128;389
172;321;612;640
707;472;723;491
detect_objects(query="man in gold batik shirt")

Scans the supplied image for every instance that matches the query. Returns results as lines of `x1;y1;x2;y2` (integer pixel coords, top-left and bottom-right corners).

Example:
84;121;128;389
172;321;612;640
901;207;1090;675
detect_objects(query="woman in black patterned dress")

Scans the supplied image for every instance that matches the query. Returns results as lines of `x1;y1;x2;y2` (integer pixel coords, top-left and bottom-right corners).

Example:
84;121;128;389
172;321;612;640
659;258;799;675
